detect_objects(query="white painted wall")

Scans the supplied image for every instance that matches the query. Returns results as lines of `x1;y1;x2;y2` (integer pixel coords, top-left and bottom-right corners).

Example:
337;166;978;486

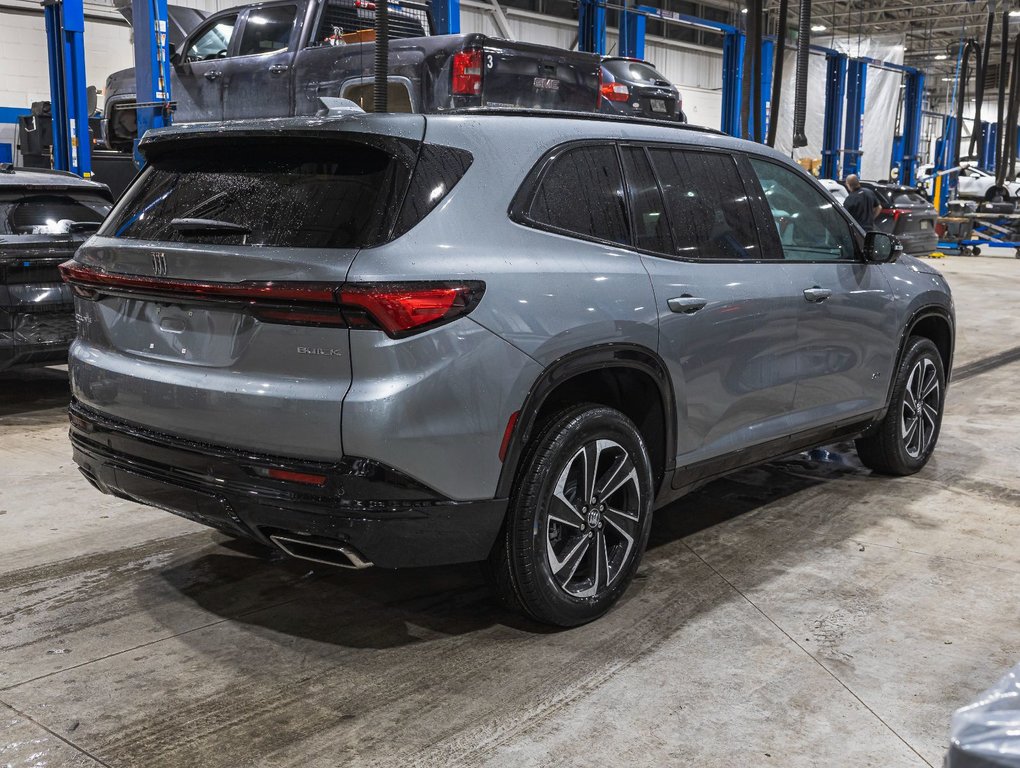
0;6;134;110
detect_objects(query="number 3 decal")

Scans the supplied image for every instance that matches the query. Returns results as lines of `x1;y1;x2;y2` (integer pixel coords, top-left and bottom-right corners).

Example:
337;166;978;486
486;54;494;69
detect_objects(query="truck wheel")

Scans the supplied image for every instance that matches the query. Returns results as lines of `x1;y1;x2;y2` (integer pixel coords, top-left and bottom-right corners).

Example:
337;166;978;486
855;337;946;476
489;404;653;626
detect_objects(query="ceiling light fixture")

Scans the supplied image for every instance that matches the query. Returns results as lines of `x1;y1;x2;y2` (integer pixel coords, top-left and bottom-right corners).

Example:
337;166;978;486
1011;9;1020;16
811;23;826;31
935;53;947;60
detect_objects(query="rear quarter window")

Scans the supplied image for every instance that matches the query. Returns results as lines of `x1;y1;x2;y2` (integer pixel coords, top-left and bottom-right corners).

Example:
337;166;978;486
518;144;630;246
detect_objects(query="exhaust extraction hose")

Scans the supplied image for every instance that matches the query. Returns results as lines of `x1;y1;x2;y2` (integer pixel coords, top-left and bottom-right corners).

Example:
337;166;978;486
954;40;980;169
373;0;389;113
996;12;1011;186
969;12;994;159
792;0;811;148
766;0;789;147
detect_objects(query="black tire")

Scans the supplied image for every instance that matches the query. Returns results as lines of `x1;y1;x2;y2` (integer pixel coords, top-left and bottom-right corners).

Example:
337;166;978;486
489;404;654;627
855;337;946;475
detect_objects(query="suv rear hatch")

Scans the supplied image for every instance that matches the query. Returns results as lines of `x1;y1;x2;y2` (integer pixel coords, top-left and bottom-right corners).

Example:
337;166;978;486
602;59;678;119
1;188;110;367
64;118;425;461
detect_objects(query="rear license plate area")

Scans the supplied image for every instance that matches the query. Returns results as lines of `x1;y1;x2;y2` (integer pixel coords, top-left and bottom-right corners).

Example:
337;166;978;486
650;100;667;113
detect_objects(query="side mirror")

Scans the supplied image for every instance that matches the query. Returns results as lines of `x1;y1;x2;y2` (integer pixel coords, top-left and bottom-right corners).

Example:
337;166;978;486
168;43;180;66
864;231;902;263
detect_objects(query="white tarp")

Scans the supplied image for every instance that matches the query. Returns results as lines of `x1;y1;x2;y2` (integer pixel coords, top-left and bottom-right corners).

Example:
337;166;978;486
774;35;905;180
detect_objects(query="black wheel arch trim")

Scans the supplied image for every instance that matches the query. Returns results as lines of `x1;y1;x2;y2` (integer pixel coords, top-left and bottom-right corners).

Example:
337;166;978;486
495;343;677;500
885;304;955;410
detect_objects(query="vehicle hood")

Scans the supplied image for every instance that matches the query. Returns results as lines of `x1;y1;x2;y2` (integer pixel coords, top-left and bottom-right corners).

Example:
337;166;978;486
115;2;207;49
899;254;945;277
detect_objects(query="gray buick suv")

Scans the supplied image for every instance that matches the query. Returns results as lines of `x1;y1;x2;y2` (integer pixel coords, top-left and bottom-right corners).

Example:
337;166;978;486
62;110;954;626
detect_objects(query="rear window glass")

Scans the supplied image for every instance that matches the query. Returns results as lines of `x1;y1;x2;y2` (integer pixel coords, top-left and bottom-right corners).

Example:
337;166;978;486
0;193;110;236
525;144;630;245
603;60;669;84
316;0;430;44
892;191;928;206
103;139;414;248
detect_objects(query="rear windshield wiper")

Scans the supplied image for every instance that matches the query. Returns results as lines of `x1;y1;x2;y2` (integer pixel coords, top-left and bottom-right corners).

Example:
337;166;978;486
68;221;102;233
170;217;251;235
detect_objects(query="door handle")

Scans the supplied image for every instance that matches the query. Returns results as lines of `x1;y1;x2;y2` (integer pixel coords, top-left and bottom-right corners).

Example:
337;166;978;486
667;296;708;314
803;286;833;303
269;64;289;74
204;70;221;81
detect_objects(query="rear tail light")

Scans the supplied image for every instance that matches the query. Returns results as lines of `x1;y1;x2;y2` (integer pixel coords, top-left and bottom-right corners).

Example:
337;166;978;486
883;208;908;223
59;261;484;338
600;81;630;102
339;282;485;337
452;49;483;96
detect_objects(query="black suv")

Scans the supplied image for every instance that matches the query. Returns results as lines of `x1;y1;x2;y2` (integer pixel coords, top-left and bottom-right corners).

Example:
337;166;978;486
599;57;685;122
1;165;112;371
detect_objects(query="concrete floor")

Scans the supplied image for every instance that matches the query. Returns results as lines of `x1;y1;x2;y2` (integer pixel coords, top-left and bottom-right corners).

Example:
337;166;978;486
1;254;1019;768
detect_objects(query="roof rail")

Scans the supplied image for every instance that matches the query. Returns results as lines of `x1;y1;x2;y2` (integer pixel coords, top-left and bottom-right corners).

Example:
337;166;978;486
442;107;726;136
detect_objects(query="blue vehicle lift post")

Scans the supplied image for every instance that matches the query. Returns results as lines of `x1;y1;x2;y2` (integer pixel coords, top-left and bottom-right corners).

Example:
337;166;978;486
42;0;92;177
842;57;867;177
131;0;173;168
899;68;925;186
619;2;645;60
757;38;773;144
431;0;460;35
820;50;847;180
577;0;607;55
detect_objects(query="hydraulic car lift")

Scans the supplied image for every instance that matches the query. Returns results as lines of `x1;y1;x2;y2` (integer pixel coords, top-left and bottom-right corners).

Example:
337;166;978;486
42;0;92;177
129;0;173;168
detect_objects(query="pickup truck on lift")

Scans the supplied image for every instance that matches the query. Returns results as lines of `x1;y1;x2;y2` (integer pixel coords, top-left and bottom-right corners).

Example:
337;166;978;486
102;0;601;152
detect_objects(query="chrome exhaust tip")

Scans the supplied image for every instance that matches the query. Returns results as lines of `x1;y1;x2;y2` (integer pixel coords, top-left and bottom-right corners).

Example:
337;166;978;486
269;535;373;570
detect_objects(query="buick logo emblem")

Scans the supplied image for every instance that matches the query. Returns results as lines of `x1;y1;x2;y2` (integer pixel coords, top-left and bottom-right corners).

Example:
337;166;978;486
152;252;167;276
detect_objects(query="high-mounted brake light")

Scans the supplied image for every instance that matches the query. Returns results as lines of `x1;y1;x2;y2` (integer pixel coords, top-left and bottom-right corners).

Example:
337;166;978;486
59;262;484;338
600;81;630;102
452;49;483;96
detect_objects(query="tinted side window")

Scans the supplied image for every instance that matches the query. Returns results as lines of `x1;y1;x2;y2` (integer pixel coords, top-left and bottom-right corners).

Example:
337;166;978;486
185;15;238;62
648;148;763;260
527;145;630;245
620;146;672;255
750;158;858;262
391;143;473;239
238;6;296;56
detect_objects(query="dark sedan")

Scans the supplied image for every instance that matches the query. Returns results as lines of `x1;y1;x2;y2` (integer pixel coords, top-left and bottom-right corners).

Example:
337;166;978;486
0;166;112;371
864;183;938;258
599;57;685;122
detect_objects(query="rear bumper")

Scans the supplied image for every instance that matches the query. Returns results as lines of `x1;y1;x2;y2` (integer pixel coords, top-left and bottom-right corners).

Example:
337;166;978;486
897;231;939;256
68;401;507;568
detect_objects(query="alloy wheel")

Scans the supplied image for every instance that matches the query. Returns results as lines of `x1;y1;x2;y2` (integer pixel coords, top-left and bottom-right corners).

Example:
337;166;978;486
900;357;940;459
546;439;642;598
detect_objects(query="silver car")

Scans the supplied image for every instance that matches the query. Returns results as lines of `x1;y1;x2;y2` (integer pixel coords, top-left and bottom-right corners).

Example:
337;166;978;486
62;111;954;626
